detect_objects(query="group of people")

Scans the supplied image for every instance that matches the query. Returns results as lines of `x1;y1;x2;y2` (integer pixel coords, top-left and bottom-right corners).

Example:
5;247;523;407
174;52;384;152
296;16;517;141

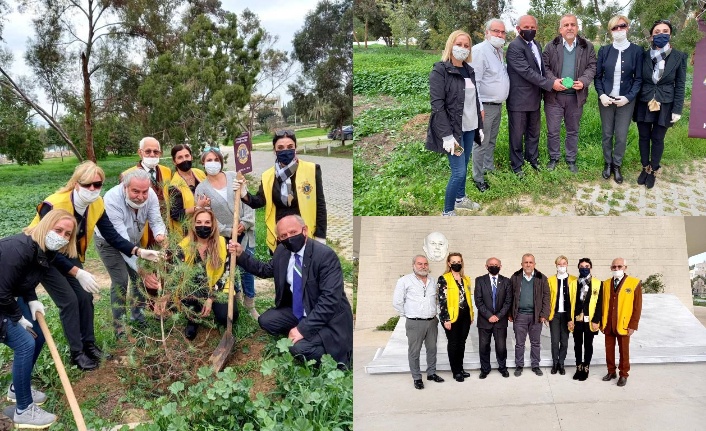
394;254;642;390
427;14;687;215
0;131;352;429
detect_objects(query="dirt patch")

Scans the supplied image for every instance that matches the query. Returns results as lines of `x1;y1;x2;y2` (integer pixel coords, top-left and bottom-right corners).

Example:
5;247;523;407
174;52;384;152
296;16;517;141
355;133;397;169
400;113;430;142
353;95;398;117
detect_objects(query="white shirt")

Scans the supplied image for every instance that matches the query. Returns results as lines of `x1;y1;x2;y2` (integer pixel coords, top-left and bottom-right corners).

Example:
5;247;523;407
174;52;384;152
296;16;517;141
523;270;535;282
563;38;575;52
529;41;543;74
470;40;510;103
393;273;437;319
557;277;566;313
287;244;307;316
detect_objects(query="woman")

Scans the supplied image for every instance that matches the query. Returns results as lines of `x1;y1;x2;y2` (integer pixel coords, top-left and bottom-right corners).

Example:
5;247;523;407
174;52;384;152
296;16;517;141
425;30;484;216
169;144;208;238
568;258;603;381
177;208;239;340
547;256;575;375
634;19;687;189
438;252;474;381
194;148;258;318
594;15;643;184
26;161;159;370
1;209;77;428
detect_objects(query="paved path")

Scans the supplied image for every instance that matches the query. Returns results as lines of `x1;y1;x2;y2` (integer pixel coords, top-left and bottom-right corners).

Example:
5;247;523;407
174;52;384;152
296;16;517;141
221;147;353;259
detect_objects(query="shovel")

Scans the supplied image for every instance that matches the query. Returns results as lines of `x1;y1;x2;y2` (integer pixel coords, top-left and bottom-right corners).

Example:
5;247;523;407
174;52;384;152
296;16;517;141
36;313;88;431
209;172;243;371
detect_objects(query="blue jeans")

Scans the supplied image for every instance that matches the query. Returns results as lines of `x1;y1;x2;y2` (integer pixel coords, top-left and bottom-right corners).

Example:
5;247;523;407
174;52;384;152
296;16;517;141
237;245;256;299
2;310;38;410
16;298;45;366
444;130;475;213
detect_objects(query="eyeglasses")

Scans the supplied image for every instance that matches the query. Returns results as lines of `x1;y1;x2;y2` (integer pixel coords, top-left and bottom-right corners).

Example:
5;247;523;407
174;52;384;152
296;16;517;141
79;181;103;189
142;149;161;156
610;265;626;270
654;19;671;25
611;23;628;31
275;129;296;138
489;29;506;35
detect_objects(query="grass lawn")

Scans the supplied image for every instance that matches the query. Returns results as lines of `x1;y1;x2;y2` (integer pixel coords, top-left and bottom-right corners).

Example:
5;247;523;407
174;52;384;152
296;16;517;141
250;127;330;144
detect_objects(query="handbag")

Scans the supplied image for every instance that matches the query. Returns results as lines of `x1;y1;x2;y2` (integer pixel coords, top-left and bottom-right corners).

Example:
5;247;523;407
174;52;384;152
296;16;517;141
0;315;8;343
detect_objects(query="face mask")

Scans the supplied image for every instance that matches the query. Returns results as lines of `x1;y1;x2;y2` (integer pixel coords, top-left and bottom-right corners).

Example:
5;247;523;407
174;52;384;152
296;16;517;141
652;33;670;48
281;232;306;253
579;268;591;278
519;29;536;42
204;161;222;176
195;226;212;239
489;36;505;49
450;263;463;272
176;160;192;172
612;30;627;43
451;46;470;62
45;230;69;251
557;266;567;275
276;149;296;166
487;266;500;276
125;195;147;209
142;157;160;169
612;270;624;279
77;187;101;205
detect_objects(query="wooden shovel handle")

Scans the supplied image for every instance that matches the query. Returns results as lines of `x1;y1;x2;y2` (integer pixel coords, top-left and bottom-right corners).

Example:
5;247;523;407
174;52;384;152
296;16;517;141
227;172;244;333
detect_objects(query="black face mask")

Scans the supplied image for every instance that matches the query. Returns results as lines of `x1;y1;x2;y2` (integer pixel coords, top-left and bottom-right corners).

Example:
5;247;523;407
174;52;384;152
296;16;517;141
281;232;306;253
195;226;212;239
579;268;591;278
276;149;296;165
520;29;537;42
176;160;192;172
450;263;463;272
487;266;500;276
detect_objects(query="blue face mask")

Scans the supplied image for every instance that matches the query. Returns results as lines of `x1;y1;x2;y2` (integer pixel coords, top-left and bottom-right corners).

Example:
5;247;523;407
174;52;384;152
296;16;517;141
579;268;591;278
276;149;296;165
652;33;670;48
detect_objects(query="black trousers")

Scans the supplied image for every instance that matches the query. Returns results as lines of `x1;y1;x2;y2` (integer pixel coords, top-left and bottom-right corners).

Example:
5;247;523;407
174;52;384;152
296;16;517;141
40;260;94;353
443;308;471;375
478;326;508;373
508;109;541;172
182;297;238;328
573;320;596;365
637;121;668;170
549;312;570;366
258;307;326;363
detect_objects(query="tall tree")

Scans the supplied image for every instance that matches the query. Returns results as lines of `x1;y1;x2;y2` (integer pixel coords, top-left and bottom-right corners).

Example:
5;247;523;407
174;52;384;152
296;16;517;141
0;84;44;165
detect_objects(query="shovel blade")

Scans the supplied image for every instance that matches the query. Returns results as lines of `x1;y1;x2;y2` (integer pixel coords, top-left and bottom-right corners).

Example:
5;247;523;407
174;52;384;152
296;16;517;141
209;334;235;371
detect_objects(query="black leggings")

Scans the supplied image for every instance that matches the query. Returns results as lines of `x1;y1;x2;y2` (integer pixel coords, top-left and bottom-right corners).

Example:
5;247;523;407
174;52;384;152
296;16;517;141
444;308;471;375
182;297;238;328
637;121;668;170
572;320;596;365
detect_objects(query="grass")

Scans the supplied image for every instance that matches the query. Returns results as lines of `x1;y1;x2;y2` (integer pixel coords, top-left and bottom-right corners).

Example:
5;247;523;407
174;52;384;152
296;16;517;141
250;127;330;144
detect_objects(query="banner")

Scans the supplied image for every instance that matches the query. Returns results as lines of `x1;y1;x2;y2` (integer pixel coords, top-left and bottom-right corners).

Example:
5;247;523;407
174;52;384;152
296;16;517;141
689;20;706;139
233;132;253;174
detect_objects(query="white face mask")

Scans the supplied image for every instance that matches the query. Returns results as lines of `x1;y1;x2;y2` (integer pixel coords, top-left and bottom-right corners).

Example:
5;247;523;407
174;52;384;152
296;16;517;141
142;157;160;169
612;270;624;279
612;30;627;44
76;187;101;205
557;266;567;275
204;161;222;176
452;45;470;62
45;230;69;251
125;196;147;209
489;36;505;49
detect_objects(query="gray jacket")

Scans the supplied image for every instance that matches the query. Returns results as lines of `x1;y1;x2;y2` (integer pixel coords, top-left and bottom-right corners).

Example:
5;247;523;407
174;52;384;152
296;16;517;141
542;35;597;107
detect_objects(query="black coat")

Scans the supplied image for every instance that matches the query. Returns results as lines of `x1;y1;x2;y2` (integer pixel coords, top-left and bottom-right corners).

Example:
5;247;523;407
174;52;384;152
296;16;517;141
237;239;353;365
594;43;643;102
0;234;52;322
637;48;687;115
506;37;553;111
474;273;513;329
426;61;483;153
510;268;551;323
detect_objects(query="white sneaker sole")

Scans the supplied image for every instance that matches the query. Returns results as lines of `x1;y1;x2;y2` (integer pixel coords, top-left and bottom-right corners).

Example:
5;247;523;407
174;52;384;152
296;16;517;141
13;419;56;429
6;396;45;407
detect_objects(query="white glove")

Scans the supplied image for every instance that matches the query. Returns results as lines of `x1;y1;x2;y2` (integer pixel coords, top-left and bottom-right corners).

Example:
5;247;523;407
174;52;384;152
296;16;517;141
442;137;456;154
18;317;33;332
232;179;248;198
614;96;629;107
478;129;485;143
28;300;45;319
75;268;100;294
314;237;326;244
138;248;162;262
671;113;681;123
599;94;613;107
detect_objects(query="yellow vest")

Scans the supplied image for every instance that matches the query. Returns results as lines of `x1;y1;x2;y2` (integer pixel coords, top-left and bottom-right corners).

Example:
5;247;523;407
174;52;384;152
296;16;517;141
601;276;640;335
178;236;232;293
442;272;474;323
548;274;577;321
568;277;602;333
168;168;207;238
122;164;172;247
262;160;317;251
27;191;104;262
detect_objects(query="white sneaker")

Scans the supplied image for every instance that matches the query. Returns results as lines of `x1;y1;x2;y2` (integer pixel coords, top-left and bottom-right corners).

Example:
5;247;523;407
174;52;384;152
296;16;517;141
442;210;456;216
7;384;47;406
454;197;481;210
13;403;56;429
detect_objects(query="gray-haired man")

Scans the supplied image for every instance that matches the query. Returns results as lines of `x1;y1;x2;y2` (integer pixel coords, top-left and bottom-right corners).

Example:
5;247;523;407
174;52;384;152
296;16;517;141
393;255;444;389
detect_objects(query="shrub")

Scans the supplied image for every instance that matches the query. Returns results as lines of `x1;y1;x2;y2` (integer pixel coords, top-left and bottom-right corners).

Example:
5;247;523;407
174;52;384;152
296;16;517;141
642;273;665;294
376;315;400;331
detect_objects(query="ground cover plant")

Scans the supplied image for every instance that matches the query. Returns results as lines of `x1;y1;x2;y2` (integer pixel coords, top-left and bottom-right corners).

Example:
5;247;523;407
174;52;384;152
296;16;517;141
353;45;702;216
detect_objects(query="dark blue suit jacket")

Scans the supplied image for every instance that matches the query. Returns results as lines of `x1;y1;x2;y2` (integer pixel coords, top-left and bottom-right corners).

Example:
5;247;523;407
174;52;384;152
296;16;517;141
594;43;643;102
506;36;553;111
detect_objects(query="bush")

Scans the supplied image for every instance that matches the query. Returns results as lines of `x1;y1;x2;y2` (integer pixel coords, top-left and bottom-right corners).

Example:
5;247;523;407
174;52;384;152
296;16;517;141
376;315;400;331
642;273;665;294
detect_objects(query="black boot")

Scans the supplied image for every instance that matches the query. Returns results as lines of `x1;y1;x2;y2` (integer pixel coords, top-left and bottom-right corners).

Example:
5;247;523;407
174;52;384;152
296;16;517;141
613;165;623;184
579;363;590;381
83;342;109;361
184;321;198;340
602;163;611;179
71;351;98;371
572;364;582;380
637;165;651;185
645;168;657;189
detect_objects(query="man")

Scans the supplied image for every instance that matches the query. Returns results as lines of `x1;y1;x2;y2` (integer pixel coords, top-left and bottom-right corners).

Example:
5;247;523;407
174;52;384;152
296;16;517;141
235;130;326;253
95;169;166;337
547;255;575;375
120;137;172;248
510;253;550;376
601;257;642;386
233;215;352;366
393;255;443;389
470;19;510;192
422;231;449;262
474;257;512;378
542;14;597;173
506;15;554;178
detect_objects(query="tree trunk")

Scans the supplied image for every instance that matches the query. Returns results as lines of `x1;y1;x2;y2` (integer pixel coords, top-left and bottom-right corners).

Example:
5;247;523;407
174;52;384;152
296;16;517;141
81;52;95;162
365;17;368;49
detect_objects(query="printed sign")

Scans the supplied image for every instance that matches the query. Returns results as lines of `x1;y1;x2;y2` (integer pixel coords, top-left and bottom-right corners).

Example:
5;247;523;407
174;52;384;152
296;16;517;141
233;132;253;174
688;20;706;139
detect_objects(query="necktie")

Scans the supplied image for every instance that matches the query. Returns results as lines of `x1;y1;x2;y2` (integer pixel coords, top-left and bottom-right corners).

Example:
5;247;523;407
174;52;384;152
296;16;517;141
293;254;304;320
492;277;497;310
149;168;156;185
614;278;620;292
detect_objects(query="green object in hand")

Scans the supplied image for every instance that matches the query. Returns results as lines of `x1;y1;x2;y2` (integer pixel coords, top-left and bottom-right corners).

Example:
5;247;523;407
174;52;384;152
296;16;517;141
562;77;574;88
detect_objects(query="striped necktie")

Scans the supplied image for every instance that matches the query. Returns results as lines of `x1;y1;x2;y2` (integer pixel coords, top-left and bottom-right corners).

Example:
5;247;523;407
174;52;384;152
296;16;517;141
492;277;497;310
293;254;304;320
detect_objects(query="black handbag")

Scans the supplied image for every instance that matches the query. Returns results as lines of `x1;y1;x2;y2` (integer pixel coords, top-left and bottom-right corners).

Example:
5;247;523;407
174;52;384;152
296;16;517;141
0;315;8;343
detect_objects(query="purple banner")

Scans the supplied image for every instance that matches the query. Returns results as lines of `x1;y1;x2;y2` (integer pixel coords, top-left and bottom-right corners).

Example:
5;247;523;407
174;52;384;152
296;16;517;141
689;20;706;139
233;132;253;174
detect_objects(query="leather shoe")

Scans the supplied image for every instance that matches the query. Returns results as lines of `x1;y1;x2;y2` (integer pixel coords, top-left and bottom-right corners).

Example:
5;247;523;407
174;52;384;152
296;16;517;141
514;367;523;377
602;372;617;381
500;369;510;378
461;371;470;378
413;379;424;390
550;364;558;374
573;365;582;380
617;376;627;387
558;365;566;375
530;163;540;171
637;166;649;185
602;163;611;179
475;181;489;193
547;159;558;171
567;162;578;173
83;342;109;361
613;165;623;184
71;351;98;371
478;372;489;379
532;367;543;376
453;373;465;382
426;374;444;383
645;171;656;189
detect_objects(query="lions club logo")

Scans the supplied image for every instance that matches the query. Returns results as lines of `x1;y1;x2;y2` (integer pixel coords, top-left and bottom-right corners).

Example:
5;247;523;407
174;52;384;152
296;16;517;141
301;181;312;198
236;143;249;164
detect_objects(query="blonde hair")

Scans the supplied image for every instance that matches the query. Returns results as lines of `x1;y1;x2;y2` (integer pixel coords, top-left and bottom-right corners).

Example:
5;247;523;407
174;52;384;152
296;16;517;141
607;15;629;33
25;209;78;257
57;161;105;193
445;252;465;277
187;208;223;271
555;255;569;265
441;30;472;63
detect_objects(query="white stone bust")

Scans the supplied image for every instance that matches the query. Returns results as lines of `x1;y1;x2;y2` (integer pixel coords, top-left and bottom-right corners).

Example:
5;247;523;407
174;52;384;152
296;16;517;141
423;232;449;262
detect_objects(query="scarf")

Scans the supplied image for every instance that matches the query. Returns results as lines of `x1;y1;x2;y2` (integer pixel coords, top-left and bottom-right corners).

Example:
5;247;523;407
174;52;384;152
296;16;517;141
578;275;591;302
650;43;672;84
274;160;298;207
612;39;629;51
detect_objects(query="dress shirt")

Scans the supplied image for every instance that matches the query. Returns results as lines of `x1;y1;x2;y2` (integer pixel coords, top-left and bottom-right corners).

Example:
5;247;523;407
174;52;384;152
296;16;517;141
470;40;510;103
563;38;575;53
393;273;437;319
529;41;542;74
557;277;566;313
523;270;535;282
287;244;307;317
